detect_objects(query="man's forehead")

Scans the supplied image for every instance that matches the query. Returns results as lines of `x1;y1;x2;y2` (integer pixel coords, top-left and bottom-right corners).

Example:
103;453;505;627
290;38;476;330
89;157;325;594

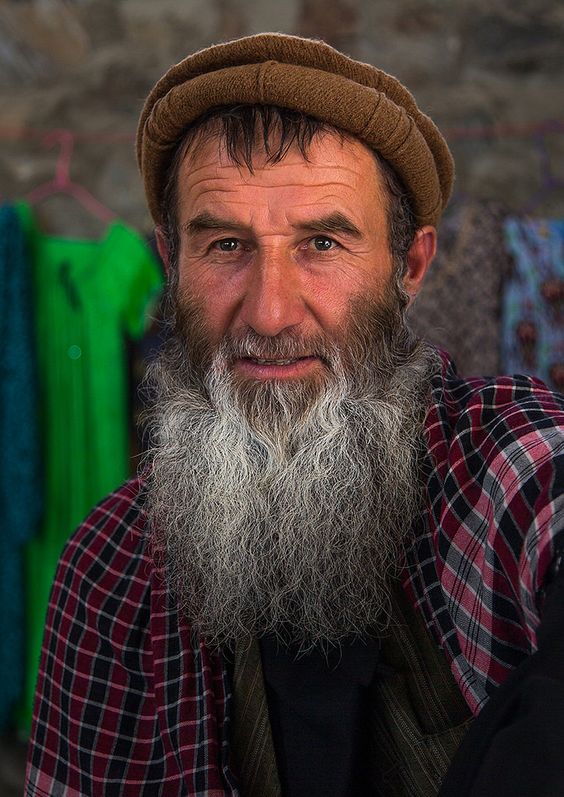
173;133;389;240
177;129;383;197
174;146;392;251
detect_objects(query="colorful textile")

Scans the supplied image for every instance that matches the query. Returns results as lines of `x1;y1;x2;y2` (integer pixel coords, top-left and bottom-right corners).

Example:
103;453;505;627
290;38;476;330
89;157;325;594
16;203;163;731
25;351;564;795
501;217;564;392
0;204;42;730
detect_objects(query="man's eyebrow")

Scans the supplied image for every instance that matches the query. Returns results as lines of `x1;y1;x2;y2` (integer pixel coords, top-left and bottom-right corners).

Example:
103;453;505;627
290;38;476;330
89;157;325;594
182;212;249;235
294;212;363;239
181;211;363;238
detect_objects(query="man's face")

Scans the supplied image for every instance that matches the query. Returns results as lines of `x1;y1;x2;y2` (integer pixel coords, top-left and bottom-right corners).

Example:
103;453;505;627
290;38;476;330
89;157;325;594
147;128;438;647
172;131;401;383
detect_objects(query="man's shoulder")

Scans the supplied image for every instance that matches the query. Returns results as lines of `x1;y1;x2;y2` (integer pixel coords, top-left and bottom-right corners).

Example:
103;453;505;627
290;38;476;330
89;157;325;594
424;350;564;493
57;476;152;593
429;351;564;444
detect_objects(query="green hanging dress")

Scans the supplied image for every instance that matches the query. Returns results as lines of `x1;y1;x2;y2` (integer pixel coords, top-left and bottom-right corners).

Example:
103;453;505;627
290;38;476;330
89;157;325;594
16;203;163;731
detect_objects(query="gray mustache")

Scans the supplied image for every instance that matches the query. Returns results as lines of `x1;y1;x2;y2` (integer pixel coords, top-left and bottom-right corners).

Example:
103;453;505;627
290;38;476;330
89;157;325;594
220;331;337;366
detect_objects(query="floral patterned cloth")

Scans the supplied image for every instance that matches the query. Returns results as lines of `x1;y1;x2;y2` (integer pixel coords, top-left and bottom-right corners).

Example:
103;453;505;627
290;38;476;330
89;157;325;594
502;217;564;393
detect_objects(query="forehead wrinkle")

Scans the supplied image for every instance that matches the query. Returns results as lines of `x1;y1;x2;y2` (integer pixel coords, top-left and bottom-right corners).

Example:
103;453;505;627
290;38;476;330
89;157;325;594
188;177;363;195
182;175;245;194
181;153;371;190
185;184;366;221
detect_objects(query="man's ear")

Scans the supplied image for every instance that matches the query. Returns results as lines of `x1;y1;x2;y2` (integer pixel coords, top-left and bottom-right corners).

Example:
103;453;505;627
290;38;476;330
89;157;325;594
155;226;171;275
402;225;437;305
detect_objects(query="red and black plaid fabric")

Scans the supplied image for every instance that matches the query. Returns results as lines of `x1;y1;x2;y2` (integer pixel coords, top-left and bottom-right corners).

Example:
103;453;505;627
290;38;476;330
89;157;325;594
404;351;564;715
25;480;237;796
26;351;564;795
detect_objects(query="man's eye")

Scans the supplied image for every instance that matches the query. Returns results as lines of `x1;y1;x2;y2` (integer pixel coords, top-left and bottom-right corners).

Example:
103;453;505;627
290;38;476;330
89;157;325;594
214;238;240;252
312;236;336;251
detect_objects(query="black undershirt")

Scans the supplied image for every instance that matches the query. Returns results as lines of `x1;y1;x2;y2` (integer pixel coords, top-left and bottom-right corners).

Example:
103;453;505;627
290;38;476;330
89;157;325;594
259;635;382;797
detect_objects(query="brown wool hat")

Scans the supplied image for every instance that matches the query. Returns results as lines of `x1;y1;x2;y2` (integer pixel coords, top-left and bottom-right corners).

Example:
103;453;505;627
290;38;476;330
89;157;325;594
136;32;454;228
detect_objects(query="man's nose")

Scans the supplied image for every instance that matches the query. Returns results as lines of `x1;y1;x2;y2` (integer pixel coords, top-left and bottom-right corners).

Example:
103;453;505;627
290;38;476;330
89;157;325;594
240;252;305;337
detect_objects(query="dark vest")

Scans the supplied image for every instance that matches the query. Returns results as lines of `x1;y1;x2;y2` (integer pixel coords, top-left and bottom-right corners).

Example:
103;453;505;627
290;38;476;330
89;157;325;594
230;585;473;796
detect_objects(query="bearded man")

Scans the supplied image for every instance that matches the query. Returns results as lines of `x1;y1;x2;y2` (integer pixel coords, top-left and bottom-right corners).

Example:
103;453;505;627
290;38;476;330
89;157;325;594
26;33;564;797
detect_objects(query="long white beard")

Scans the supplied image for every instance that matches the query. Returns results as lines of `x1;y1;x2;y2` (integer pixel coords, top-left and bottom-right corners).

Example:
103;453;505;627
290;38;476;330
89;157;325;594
144;291;438;650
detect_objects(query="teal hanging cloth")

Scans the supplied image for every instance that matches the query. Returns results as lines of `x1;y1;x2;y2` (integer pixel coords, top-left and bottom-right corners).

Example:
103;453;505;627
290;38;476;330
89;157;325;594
0;203;42;730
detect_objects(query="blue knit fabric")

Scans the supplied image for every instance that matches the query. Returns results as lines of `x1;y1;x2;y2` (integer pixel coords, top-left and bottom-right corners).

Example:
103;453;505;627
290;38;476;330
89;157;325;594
0;203;42;730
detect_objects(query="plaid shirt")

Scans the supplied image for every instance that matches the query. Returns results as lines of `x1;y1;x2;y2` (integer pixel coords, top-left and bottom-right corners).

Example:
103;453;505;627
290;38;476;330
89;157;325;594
26;352;564;796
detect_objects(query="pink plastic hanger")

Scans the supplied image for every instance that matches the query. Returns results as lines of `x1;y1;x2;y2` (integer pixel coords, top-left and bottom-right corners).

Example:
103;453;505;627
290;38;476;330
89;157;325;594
26;129;117;224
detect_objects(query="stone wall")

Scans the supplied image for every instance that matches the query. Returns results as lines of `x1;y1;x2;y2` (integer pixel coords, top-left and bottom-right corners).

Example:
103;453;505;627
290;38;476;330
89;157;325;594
1;0;563;238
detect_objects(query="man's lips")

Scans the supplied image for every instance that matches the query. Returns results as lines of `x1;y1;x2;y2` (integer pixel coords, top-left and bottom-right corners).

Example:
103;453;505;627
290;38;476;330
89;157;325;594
233;355;321;379
245;356;309;365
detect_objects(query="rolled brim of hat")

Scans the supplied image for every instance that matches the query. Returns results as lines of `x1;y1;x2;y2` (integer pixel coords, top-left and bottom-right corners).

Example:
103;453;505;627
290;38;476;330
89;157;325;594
137;32;454;228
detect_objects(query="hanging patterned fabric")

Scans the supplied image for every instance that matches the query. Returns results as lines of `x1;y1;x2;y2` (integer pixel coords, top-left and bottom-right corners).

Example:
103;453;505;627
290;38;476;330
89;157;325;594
15;202;163;731
409;200;508;378
0;204;42;731
502;217;564;393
